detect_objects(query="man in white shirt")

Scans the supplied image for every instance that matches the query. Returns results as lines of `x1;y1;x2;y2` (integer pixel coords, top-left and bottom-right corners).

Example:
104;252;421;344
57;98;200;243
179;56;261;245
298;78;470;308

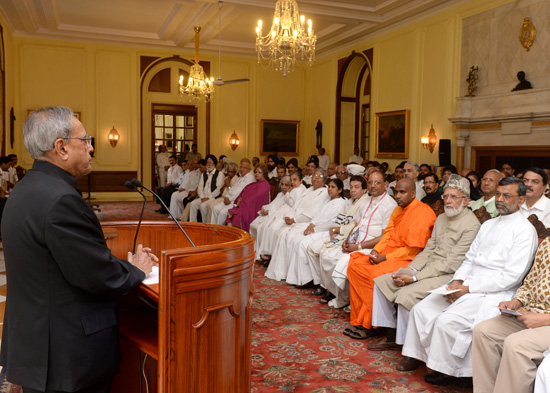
335;165;350;192
168;160;192;218
404;161;426;201
348;147;363;165
388;164;404;196
189;155;225;222
400;177;538;386
520;167;550;227
327;163;337;180
317;147;330;171
205;162;238;223
155;145;170;187
210;159;254;225
156;155;183;214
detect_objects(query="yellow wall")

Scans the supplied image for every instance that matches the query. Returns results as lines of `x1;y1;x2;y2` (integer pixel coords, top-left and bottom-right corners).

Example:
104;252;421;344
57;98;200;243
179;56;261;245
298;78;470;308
1;0;514;199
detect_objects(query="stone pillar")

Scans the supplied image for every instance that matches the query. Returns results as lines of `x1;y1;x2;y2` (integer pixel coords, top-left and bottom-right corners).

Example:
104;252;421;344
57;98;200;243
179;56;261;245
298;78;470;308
454;129;470;174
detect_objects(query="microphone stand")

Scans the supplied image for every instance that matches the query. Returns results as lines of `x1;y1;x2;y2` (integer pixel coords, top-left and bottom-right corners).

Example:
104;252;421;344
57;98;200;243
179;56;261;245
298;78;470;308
125;180;147;254
131;178;195;247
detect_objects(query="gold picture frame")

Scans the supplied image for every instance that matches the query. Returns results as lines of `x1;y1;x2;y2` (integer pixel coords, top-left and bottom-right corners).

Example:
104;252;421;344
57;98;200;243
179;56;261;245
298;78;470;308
375;110;409;158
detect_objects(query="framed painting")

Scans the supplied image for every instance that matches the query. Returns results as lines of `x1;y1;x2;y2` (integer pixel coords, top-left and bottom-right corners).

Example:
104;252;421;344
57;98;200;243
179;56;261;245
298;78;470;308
375;110;409;158
260;119;300;156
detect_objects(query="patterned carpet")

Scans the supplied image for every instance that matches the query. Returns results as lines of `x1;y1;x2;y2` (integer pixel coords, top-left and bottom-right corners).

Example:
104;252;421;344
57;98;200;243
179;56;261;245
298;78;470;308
0;202;473;392
251;262;472;393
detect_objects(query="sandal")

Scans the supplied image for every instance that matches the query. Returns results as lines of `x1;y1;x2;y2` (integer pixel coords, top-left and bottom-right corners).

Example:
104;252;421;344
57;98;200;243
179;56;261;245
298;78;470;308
348;327;369;340
311;286;326;296
343;325;362;337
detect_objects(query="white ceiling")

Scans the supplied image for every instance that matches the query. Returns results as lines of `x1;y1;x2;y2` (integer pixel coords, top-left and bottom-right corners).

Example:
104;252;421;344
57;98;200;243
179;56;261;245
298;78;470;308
0;0;458;58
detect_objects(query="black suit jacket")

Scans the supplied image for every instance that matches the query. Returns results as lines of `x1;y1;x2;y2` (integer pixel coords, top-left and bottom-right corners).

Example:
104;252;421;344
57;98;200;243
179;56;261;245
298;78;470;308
0;160;145;391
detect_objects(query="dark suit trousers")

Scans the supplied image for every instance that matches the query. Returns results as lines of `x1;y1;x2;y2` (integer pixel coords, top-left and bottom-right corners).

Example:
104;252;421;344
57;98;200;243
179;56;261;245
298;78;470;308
23;378;112;393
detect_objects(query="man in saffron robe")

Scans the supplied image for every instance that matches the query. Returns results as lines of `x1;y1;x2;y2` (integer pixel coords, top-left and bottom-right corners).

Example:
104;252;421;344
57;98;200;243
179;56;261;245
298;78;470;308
344;177;436;339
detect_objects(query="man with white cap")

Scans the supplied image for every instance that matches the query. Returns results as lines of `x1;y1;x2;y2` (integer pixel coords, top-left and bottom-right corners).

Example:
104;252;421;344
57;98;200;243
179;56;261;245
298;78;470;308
370;175;480;353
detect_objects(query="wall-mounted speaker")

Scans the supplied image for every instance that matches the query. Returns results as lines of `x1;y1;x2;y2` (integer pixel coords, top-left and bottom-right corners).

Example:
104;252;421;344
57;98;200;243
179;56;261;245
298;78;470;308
439;139;451;167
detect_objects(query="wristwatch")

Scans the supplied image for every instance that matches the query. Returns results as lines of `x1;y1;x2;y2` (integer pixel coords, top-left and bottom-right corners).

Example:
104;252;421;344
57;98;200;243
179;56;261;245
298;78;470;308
412;276;418;282
357;243;362;250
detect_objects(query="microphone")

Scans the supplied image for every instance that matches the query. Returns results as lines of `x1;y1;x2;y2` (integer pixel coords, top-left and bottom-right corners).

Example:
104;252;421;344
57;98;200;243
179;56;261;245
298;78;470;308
131;179;196;247
125;180;147;254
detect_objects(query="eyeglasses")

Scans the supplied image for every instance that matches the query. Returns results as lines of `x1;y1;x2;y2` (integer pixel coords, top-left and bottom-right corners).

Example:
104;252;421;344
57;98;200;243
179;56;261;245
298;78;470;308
62;136;92;145
367;181;383;186
313;174;325;178
336;171;347;174
441;194;466;200
495;192;518;200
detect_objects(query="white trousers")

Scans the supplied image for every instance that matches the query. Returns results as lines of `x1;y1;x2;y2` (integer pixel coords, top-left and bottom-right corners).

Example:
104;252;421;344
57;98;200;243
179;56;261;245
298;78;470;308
371;284;410;345
536;354;550;393
169;189;188;218
189;198;210;222
211;201;233;225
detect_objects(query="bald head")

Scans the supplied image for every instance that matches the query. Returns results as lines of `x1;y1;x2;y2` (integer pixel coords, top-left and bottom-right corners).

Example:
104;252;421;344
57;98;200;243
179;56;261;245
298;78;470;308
394;178;416;207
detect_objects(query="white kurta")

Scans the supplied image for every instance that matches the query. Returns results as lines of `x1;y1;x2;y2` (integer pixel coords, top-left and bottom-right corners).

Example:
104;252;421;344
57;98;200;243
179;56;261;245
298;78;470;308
189;170;225;222
402;211;538;377
156;152;170;187
536;352;550;393
273;196;347;284
328;193;396;293
250;191;288;247
263;186;330;280
255;184;306;259
168;169;190;217
210;171;255;225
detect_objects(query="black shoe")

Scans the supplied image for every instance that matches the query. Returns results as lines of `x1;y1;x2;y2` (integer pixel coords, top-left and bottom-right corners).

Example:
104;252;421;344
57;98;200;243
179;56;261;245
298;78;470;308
155;209;161;213
424;372;459;386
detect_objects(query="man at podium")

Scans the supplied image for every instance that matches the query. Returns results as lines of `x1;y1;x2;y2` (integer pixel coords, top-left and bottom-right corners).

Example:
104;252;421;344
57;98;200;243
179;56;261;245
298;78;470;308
0;106;157;393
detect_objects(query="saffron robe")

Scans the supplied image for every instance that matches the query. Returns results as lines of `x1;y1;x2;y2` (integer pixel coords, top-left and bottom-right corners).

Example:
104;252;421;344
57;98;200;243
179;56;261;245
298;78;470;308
347;198;436;328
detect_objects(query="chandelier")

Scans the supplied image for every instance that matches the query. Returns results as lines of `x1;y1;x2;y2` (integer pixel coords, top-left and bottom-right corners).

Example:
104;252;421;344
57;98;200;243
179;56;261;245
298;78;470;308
255;0;316;77
179;26;214;106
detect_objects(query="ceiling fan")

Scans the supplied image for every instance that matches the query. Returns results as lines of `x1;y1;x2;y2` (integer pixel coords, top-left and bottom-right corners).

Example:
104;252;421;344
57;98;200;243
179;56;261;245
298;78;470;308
213;1;250;87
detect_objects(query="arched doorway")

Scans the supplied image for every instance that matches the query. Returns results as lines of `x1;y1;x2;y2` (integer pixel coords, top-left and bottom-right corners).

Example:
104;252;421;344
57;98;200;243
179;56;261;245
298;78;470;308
140;56;211;189
334;50;373;164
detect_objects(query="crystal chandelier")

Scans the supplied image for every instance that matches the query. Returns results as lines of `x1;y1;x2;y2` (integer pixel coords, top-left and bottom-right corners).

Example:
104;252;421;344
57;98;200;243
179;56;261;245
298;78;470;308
179;26;214;107
255;0;316;77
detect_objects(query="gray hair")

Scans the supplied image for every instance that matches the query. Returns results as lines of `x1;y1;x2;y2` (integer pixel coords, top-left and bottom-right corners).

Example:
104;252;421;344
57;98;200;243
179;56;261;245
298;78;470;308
405;161;420;172
486;169;505;178
313;168;326;177
24;106;74;158
280;175;291;186
227;162;238;171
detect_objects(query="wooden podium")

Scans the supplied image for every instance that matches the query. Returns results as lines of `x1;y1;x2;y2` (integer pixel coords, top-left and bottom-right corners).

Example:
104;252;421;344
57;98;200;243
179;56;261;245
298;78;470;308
102;221;254;393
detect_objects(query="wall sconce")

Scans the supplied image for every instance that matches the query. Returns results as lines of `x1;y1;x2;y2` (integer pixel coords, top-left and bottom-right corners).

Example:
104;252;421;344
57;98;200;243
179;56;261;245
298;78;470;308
229;131;240;150
108;126;120;147
421;125;437;153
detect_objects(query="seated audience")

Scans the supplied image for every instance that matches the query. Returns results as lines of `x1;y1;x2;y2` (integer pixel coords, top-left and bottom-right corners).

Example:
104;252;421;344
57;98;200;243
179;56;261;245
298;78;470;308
303;159;318;186
438;165;458;192
188;155;225;222
267;154;279;179
301;174;370;291
401;177;538;386
6;154;20;185
420;173;441;206
472;236;550;393
264;168;331;280
470;169;503;218
335;165;351;192
371;175;480;353
419;163;431;179
403;161;426;200
156;155;183;214
250;176;291;248
178;159;205;221
466;170;482;201
168;160;192;217
286;158;299;175
349;147;363;165
266;178;347;282
210;158;254;225
252;156;260;167
327;163;337;179
388;163;405;195
318;171;396;308
204;162;239;222
501;162;515;177
520;167;550;227
255;172;307;263
226;164;271;231
345;177;436;339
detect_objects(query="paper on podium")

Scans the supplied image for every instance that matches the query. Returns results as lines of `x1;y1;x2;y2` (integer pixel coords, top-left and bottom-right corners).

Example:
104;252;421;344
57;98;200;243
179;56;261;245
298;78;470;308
428;287;461;295
142;266;159;285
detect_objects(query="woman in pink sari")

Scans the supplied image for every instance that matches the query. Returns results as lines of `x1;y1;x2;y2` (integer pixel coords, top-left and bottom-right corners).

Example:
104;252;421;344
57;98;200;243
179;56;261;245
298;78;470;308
226;164;271;231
